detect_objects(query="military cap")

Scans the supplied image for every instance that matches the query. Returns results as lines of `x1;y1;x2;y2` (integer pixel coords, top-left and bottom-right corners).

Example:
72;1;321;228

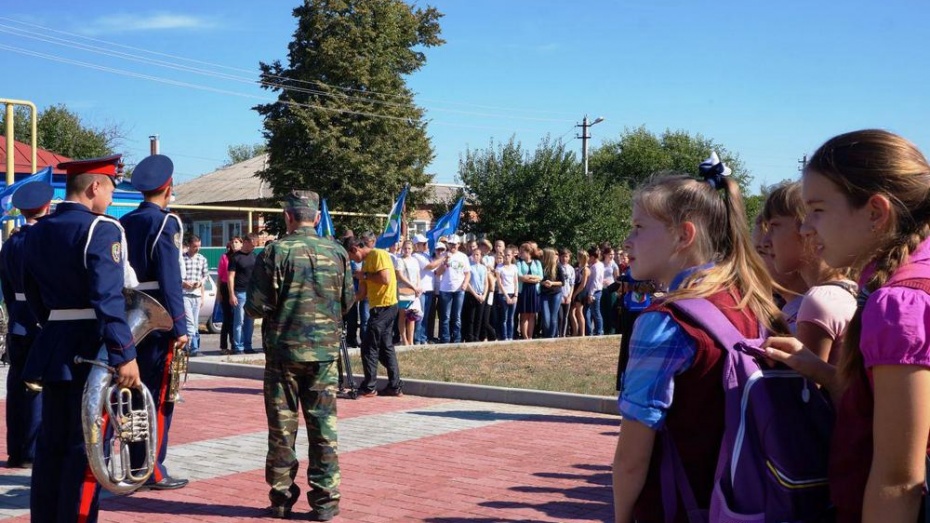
282;190;319;211
58;154;123;178
12;181;54;211
130;154;174;192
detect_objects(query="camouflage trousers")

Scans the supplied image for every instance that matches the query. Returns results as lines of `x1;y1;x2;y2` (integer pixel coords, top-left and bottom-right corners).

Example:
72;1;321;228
264;359;340;511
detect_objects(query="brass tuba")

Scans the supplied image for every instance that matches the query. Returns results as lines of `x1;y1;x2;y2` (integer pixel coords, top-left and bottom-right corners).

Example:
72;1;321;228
75;289;173;494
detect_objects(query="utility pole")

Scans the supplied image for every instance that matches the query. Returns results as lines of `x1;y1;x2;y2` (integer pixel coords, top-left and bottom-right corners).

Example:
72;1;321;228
798;154;807;172
576;115;605;177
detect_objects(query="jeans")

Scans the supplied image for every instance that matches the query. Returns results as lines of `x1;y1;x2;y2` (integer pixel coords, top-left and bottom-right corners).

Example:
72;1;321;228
233;290;254;352
496;293;517;340
585;290;604;336
183;294;202;352
438;290;465;343
539;292;562;338
415;292;434;344
359;305;402;393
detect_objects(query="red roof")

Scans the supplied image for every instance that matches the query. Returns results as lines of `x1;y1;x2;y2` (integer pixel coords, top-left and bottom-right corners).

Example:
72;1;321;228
0;139;72;175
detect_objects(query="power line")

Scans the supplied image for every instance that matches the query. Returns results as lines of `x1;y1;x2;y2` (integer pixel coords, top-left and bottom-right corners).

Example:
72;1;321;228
0;15;578;119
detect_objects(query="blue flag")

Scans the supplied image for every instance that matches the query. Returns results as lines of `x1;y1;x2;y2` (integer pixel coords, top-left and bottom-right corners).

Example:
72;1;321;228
316;198;335;238
426;197;464;252
375;185;408;249
1;166;54;221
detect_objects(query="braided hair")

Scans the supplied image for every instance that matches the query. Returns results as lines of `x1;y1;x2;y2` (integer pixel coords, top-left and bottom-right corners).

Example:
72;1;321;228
805;129;930;383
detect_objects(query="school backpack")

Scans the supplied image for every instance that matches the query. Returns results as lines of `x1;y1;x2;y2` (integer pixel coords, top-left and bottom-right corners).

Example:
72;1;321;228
660;299;835;523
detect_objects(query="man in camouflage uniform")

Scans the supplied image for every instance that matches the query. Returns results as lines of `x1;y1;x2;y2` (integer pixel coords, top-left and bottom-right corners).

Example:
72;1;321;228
246;190;353;522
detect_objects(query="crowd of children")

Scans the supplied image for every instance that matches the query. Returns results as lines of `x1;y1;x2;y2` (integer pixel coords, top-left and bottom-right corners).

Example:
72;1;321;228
612;130;930;523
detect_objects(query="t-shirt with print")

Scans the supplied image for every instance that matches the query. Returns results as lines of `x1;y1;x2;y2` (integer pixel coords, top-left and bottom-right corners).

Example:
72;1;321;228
782;295;804;335
364;248;398;308
439;251;470;292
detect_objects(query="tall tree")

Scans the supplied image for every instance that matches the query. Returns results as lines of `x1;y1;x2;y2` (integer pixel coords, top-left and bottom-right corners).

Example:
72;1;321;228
1;104;122;159
255;0;444;232
223;143;267;167
458;137;630;250
589;126;752;192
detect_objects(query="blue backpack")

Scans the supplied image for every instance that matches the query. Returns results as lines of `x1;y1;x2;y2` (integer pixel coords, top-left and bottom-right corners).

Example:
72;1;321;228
659;299;835;523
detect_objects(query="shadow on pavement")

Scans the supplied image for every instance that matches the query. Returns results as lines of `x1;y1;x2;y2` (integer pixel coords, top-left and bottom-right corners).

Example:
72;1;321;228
411;410;619;427
102;497;269;519
182;386;262;396
424;463;613;523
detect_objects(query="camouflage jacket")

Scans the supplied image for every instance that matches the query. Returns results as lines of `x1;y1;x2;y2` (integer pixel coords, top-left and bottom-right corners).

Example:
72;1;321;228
246;226;353;362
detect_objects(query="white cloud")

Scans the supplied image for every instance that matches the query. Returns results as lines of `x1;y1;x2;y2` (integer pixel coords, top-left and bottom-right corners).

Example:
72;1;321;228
82;12;218;35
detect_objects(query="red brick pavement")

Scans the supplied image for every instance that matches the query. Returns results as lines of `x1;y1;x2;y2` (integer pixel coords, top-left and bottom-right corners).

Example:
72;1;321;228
1;375;619;522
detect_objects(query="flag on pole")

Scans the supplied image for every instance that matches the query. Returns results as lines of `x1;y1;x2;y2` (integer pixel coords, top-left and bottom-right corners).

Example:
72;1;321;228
1;166;54;228
375;185;408;249
426;197;464;252
316;198;335;238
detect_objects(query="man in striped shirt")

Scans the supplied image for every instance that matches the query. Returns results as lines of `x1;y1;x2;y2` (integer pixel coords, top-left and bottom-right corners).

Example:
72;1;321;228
182;235;209;356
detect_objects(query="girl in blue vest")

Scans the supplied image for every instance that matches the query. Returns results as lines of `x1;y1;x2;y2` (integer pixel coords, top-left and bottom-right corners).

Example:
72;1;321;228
612;154;786;523
764;130;930;523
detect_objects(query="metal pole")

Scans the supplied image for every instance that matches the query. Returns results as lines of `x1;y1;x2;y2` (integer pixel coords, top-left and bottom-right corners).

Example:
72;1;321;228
4;104;13;192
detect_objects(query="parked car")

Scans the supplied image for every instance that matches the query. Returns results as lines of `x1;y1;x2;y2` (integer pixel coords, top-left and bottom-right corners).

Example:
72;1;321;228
199;271;222;334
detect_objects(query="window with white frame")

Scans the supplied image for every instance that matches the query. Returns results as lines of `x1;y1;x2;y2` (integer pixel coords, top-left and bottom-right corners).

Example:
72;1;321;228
222;220;243;246
193;221;212;247
410;220;430;235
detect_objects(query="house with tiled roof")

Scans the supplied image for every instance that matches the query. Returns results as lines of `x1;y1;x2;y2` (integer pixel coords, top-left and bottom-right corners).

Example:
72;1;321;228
172;153;465;247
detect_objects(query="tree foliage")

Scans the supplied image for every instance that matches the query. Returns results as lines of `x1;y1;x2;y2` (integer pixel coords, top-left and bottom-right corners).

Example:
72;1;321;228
457;137;630;250
255;0;444;233
0;104;122;159
224;143;267;167
589;126;752;193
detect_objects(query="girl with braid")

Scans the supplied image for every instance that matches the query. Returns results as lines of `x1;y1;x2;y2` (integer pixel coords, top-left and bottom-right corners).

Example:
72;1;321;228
764;130;930;523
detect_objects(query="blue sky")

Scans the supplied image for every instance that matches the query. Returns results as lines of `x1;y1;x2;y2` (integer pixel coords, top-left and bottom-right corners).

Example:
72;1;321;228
2;0;929;193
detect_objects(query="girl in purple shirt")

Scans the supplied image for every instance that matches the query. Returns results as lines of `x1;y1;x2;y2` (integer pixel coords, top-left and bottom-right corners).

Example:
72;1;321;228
765;130;930;522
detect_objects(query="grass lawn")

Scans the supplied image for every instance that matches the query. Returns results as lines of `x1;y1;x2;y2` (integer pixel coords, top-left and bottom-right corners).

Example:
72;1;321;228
346;336;621;397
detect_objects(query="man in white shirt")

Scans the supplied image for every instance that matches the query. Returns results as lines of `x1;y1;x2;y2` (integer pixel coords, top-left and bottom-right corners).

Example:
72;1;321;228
411;234;435;344
434;234;470;344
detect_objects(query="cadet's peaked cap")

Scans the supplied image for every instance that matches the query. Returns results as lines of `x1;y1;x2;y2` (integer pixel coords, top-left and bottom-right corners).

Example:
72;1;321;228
58;154;123;177
131;154;174;192
12;181;54;211
282;190;319;211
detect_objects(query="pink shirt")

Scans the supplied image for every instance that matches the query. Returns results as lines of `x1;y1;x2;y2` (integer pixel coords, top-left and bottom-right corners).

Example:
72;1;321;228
860;238;930;369
218;253;230;283
797;281;857;365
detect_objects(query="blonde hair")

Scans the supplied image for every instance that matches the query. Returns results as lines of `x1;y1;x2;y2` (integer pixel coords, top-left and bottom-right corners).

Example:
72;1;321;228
634;173;786;334
806;129;930;383
542;248;558;280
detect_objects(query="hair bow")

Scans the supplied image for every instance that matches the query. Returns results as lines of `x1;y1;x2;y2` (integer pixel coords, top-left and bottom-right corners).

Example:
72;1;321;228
699;151;731;189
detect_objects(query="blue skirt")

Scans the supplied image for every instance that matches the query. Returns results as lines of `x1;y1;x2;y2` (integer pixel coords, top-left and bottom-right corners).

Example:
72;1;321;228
516;284;540;314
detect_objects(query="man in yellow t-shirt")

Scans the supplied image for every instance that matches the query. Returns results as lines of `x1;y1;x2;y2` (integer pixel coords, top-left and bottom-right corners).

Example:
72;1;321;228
343;232;403;398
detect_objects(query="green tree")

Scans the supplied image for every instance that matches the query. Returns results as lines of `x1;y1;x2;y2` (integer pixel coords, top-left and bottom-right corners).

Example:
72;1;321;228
589;126;752;192
458;137;630;250
224;143;267;167
1;104;122;159
255;0;444;232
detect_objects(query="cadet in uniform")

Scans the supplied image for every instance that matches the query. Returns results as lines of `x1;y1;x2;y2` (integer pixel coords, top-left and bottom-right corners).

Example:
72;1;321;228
119;154;190;490
0;181;53;468
246;191;353;522
22;155;141;523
